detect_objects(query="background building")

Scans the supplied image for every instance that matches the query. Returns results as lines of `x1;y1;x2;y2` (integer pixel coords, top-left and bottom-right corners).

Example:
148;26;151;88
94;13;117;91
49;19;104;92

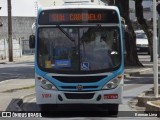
0;17;35;59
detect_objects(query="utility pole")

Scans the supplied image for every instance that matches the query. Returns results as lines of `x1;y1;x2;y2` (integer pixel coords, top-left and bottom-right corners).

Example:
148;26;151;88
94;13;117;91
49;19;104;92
153;0;158;97
157;2;160;57
8;0;13;62
0;7;2;27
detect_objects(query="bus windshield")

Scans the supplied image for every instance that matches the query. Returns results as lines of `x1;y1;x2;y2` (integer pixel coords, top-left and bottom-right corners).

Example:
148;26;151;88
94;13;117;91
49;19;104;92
38;26;121;73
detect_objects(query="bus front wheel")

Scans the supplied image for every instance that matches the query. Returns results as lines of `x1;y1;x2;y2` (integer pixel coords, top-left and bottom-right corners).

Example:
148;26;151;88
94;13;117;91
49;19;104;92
102;104;119;116
39;104;58;112
107;104;119;116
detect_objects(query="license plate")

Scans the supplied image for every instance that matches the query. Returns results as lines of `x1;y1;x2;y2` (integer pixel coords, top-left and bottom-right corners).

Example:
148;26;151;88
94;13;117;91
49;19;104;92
104;94;118;99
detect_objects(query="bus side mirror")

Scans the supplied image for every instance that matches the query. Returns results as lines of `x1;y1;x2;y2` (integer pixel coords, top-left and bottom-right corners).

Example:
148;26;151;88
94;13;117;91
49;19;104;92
29;35;35;49
122;24;128;38
123;25;128;31
157;3;160;16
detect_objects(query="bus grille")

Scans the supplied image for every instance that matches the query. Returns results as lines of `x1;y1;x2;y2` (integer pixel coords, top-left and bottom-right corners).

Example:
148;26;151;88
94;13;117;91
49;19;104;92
52;76;107;83
61;86;98;89
64;93;94;99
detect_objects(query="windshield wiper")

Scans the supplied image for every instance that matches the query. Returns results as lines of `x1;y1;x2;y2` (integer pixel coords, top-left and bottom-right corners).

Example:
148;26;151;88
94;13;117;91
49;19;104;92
92;24;102;33
56;25;75;42
80;24;102;44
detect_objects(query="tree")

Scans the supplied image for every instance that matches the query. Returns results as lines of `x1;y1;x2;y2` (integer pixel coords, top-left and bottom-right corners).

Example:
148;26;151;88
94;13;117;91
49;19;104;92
104;0;142;66
135;0;153;62
103;0;155;65
8;0;13;62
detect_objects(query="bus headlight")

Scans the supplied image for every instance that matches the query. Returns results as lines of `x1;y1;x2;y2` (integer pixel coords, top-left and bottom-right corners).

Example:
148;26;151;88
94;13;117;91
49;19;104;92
37;77;57;90
102;75;122;90
41;79;57;90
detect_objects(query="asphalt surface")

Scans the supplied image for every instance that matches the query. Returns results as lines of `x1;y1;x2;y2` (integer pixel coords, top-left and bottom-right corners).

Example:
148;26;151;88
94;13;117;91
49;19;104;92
0;55;159;119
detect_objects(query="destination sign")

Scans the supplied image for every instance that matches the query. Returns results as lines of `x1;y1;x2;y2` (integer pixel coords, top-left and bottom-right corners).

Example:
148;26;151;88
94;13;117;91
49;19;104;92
49;13;103;22
38;9;119;25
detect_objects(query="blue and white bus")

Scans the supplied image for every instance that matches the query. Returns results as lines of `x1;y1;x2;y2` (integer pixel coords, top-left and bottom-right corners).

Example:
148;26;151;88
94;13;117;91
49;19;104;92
29;0;124;115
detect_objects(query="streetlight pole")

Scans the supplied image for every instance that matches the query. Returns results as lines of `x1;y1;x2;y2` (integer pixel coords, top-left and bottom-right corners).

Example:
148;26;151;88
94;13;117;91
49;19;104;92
8;0;13;62
153;0;159;97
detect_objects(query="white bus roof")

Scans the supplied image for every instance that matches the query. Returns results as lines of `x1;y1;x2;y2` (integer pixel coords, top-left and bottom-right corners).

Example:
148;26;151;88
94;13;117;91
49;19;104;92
39;5;119;12
63;0;106;5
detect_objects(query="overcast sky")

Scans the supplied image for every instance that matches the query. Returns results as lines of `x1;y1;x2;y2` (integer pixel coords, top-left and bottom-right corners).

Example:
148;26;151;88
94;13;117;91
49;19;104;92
0;0;63;16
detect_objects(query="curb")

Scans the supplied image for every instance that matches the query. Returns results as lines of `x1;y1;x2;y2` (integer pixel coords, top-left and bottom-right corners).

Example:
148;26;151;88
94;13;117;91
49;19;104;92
0;62;7;64
137;89;160;107
0;55;34;64
137;95;160;107
11;93;35;111
124;68;152;78
146;101;160;117
14;99;23;111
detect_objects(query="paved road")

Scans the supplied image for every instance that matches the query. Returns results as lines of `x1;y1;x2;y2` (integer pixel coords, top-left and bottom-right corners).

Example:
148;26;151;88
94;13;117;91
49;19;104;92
20;80;154;110
0;56;159;119
0;62;34;81
17;61;156;119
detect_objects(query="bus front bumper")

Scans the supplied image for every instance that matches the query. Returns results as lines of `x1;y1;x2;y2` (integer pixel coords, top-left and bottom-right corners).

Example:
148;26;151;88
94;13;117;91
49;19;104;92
36;84;123;105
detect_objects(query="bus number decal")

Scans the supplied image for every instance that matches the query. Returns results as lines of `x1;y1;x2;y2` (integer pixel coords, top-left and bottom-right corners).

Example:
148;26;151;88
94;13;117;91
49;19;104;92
42;94;52;98
104;94;118;99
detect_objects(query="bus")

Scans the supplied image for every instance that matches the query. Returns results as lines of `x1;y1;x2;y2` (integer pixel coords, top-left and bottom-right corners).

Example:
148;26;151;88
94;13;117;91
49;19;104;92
29;0;124;116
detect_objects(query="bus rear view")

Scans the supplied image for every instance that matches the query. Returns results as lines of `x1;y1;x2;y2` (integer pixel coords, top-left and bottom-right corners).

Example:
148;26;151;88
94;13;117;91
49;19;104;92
31;1;124;116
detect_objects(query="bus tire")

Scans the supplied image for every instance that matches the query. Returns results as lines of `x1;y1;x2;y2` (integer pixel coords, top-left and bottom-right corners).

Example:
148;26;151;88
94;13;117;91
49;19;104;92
107;104;119;116
39;104;58;112
39;104;48;112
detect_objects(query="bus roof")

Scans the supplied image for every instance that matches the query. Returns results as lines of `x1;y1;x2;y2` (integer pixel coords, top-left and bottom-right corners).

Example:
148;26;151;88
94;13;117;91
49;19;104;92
38;5;119;13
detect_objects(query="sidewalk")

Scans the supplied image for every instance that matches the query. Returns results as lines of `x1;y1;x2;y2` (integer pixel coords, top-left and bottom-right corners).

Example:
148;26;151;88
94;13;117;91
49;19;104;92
0;55;158;111
124;55;160;77
0;55;35;111
0;79;35;111
0;55;34;64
